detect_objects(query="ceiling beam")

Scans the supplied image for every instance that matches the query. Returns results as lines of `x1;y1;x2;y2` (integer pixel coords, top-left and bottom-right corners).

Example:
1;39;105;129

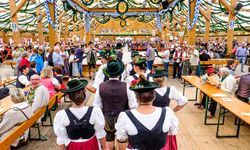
71;0;89;11
199;7;210;21
181;10;188;17
219;0;235;14
58;11;66;22
10;0;28;18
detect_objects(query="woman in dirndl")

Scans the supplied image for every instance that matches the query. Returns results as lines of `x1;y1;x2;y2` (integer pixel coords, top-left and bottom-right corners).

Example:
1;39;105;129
53;79;107;150
115;75;179;150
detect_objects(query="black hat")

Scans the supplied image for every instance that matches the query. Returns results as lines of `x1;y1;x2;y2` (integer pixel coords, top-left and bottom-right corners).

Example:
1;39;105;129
149;69;168;78
103;60;124;78
130;75;160;92
116;43;123;49
61;79;88;93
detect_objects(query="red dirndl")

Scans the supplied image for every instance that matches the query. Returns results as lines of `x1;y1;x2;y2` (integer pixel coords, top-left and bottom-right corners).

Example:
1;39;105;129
162;135;178;150
66;136;99;150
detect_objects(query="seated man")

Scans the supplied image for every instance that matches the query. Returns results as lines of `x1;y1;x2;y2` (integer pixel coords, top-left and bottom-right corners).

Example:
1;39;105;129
16;65;30;89
27;74;50;113
236;67;250;103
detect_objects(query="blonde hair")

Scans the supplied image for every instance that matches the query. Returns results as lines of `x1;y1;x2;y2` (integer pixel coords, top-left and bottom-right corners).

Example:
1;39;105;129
153;76;165;87
41;66;53;78
9;87;26;103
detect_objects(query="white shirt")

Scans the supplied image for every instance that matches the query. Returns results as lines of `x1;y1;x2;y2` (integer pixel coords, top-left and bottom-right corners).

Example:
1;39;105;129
53;107;106;146
155;86;188;106
52;78;61;86
18;75;30;86
92;64;125;89
163;50;170;63
93;78;137;109
189;50;199;66
115;107;179;140
32;85;50;113
92;64;107;88
221;74;236;93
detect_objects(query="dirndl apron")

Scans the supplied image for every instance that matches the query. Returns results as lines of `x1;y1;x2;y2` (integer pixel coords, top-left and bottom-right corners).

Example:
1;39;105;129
66;136;99;150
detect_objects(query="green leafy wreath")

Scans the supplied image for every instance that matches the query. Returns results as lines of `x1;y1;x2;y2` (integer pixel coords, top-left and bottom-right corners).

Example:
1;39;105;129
117;0;129;14
150;0;162;4
81;0;94;6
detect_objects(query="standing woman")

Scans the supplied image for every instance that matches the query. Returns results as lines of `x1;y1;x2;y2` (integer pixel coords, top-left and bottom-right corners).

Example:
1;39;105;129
115;75;178;150
125;58;152;84
54;79;107;150
150;69;188;111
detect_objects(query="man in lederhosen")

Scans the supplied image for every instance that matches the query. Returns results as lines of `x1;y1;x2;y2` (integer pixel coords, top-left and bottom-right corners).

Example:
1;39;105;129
93;59;137;150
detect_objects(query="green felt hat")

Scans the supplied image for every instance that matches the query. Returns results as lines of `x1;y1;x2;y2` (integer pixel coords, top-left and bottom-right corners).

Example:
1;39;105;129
116;43;123;49
132;51;139;57
99;50;117;60
129;75;160;92
103;60;125;77
149;69;168;78
133;57;147;69
61;79;88;93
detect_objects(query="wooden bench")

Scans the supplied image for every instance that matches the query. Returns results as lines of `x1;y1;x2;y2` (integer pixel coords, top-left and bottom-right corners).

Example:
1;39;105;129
0;92;64;150
182;76;250;138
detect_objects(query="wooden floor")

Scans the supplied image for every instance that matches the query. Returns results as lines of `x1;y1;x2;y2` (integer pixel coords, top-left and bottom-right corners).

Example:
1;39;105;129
17;77;250;150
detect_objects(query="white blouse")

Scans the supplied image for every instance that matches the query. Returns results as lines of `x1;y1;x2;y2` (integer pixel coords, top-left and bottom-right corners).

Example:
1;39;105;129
155;86;188;106
125;73;153;85
53;106;106;146
115;107;179;140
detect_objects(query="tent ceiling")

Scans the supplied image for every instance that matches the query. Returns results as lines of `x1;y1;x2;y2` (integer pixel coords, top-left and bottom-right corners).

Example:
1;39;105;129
0;0;249;33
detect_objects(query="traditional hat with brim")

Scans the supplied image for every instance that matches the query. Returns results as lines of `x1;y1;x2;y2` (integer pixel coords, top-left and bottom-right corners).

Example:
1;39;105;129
99;50;111;59
61;79;88;93
132;51;139;57
149;69;168;78
116;43;123;49
103;60;124;78
133;57;147;69
130;75;160;92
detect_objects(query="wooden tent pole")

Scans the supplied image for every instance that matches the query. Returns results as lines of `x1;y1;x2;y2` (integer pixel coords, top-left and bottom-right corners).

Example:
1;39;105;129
188;0;196;45
63;17;69;44
48;2;58;47
37;0;44;44
9;0;21;45
204;6;211;43
226;0;237;55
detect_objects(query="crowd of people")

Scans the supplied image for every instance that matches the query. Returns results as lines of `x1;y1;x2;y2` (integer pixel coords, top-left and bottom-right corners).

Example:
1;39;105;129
0;38;249;150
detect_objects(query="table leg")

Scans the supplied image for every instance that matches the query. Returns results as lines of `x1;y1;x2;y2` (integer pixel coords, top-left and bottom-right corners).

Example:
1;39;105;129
195;88;198;101
183;80;186;96
204;97;225;125
216;105;240;138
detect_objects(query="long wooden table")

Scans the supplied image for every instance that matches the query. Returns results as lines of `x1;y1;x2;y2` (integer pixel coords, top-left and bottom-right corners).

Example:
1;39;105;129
0;76;16;87
0;96;13;116
0;86;30;116
182;76;250;138
200;59;239;65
